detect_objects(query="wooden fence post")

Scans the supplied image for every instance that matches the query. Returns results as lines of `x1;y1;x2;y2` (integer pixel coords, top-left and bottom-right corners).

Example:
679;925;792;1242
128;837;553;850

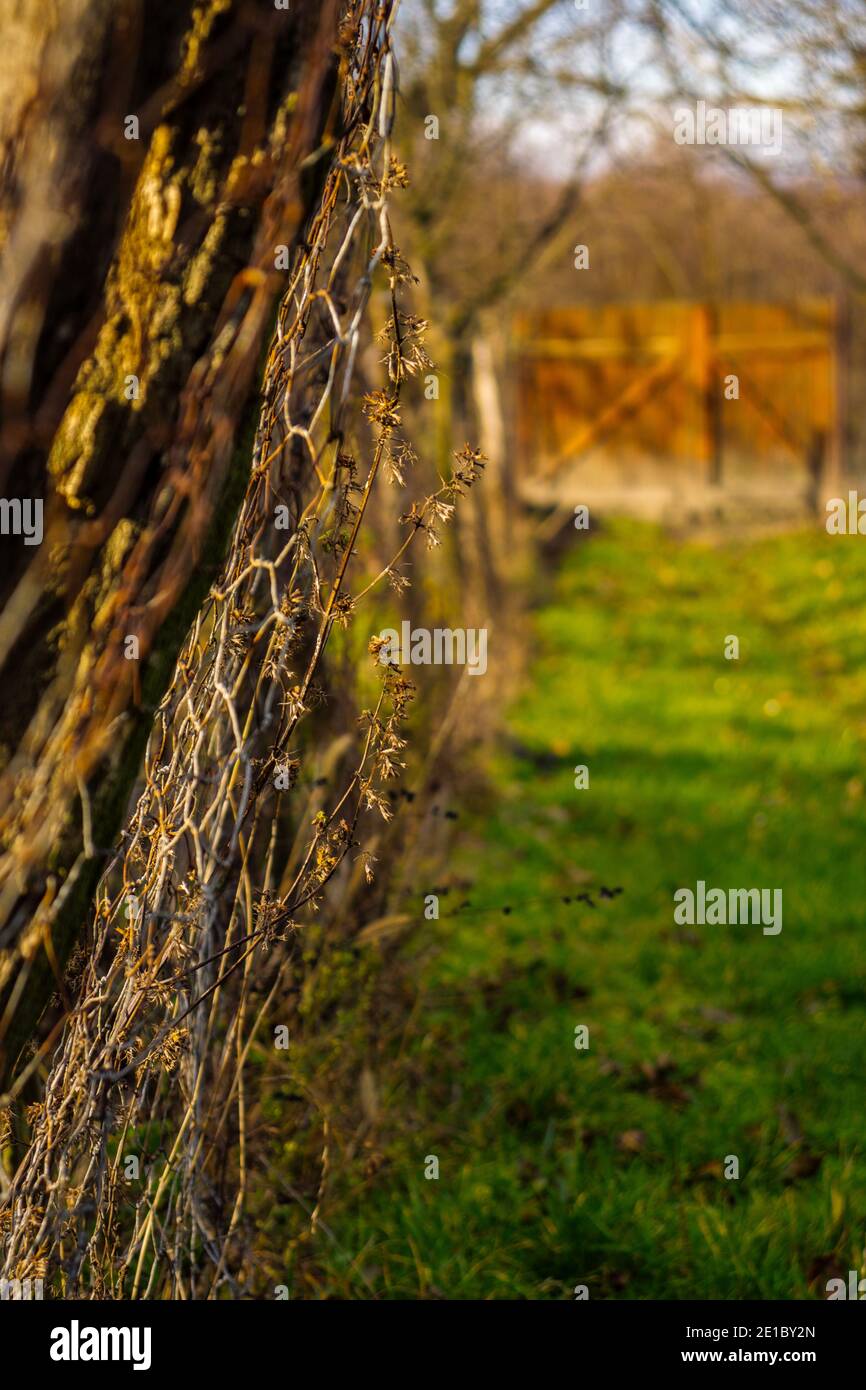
689;303;723;485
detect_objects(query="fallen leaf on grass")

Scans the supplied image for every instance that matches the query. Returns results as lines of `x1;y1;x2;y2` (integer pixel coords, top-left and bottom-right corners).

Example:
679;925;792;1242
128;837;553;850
617;1129;646;1153
783;1149;823;1183
629;1055;698;1106
806;1254;845;1291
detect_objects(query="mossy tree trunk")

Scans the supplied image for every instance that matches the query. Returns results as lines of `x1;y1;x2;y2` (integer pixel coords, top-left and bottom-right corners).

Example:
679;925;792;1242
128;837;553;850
0;0;344;1084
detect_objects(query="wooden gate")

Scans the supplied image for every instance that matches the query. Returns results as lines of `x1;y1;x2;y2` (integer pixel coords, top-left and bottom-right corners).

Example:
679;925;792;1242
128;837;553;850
511;299;842;516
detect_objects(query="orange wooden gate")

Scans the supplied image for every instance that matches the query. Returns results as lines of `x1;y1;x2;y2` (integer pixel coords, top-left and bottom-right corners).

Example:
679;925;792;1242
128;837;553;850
511;299;842;510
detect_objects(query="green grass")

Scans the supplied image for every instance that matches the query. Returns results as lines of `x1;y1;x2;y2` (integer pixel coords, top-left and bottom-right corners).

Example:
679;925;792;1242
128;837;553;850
315;519;866;1299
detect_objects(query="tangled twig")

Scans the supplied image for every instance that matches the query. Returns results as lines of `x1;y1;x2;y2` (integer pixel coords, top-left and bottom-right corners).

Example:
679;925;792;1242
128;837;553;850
0;0;484;1299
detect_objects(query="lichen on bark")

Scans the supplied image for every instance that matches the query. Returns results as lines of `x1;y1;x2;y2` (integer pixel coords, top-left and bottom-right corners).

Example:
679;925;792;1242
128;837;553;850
0;0;344;1084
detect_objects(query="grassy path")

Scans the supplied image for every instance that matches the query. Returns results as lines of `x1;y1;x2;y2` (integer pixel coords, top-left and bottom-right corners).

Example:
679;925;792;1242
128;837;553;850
323;520;866;1298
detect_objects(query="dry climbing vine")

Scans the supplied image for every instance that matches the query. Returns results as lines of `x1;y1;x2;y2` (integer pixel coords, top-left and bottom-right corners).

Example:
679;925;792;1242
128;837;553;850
0;0;484;1298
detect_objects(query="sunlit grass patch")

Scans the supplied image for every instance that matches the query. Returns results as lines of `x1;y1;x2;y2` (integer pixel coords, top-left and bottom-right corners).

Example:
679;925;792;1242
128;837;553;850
316;520;866;1298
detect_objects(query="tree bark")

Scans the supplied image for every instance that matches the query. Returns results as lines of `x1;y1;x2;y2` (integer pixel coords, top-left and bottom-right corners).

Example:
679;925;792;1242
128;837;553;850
0;0;343;1082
